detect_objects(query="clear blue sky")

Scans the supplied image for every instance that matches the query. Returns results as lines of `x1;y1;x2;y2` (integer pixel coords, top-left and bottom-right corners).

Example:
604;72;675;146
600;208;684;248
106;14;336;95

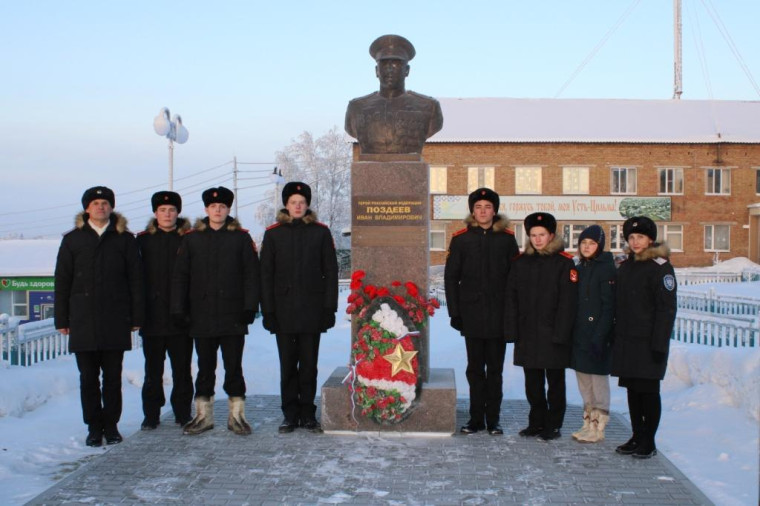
2;0;758;238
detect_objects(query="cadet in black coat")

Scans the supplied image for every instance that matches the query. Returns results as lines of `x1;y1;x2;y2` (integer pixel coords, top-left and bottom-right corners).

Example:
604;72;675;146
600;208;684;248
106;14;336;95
54;186;144;447
612;216;677;459
569;225;616;443
171;187;261;436
136;191;193;430
260;182;338;433
505;212;578;440
445;188;519;435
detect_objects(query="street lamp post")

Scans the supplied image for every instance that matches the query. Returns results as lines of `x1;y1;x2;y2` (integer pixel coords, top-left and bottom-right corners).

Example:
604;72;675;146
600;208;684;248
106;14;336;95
269;167;285;220
153;107;189;190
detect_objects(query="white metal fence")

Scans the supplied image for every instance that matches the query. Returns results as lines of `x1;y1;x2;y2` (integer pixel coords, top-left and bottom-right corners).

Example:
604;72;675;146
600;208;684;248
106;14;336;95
0;314;142;367
675;268;760;286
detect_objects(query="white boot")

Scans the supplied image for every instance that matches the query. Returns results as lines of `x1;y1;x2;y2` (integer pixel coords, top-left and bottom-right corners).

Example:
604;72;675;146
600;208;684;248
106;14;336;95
183;396;215;435
578;408;609;443
572;406;591;441
227;396;252;435
593;410;610;442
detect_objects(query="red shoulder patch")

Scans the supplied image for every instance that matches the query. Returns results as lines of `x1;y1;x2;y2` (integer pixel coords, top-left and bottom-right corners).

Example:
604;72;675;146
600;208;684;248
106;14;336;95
315;221;330;229
266;223;281;231
239;227;250;233
136;230;149;236
184;229;196;235
452;227;467;237
504;228;515;235
560;251;574;259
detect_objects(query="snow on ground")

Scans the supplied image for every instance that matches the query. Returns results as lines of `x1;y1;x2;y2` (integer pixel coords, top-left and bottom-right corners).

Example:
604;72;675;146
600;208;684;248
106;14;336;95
1;274;758;504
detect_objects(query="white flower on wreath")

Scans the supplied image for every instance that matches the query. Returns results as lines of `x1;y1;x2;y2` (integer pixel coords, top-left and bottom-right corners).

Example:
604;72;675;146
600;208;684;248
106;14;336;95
357;374;417;411
371;303;409;337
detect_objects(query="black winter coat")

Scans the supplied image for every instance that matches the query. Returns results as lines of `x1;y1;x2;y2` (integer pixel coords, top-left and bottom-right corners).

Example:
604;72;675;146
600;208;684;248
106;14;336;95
54;212;144;352
611;243;677;381
260;210;338;334
137;218;191;337
570;251;616;375
171;217;260;338
505;235;578;369
444;214;519;339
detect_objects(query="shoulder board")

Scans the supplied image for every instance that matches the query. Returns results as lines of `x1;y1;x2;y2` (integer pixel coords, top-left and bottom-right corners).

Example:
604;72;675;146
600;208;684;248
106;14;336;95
513;252;524;260
452;227;467;237
239;227;250;233
653;257;668;265
503;228;515;235
136;230;149;237
315;221;330;229
184;229;196;235
266;222;281;231
560;251;574;259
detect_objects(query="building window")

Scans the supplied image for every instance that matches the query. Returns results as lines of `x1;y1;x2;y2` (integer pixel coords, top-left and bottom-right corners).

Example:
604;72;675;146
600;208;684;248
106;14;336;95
658;168;684;195
610;167;637;195
561;224;590;251
430;222;447;251
609;224;625;251
515;166;542;194
755;169;760;194
467;167;495;193
12;291;27;318
705;168;731;195
704;224;730;252
563;167;589;194
430;166;447;194
513;223;526;251
657;224;683;251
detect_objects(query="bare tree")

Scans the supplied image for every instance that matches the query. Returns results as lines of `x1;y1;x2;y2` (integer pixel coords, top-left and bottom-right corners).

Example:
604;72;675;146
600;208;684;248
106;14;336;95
255;127;352;248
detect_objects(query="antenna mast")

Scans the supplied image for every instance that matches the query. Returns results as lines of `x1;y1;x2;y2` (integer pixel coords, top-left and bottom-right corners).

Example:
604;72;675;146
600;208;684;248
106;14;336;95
673;0;683;99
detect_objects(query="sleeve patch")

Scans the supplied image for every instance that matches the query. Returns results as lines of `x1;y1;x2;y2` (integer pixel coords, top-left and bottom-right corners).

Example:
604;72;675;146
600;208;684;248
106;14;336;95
663;274;676;291
570;269;578;283
654;257;668;265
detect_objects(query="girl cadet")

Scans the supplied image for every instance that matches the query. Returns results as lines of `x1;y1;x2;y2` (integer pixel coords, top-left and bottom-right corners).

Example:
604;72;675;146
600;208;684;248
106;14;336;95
611;216;677;459
569;225;616;443
505;212;578;441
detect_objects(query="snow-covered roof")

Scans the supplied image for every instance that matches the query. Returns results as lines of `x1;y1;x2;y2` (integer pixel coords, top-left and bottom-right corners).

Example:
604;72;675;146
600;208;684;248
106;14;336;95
0;240;59;276
428;98;760;144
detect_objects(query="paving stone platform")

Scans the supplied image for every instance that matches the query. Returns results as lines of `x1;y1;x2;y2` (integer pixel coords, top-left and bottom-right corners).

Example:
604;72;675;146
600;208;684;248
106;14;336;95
27;396;713;505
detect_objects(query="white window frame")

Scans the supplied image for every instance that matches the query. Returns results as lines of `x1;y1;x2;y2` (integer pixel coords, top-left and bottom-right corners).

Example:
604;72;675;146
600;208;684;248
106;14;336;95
515;166;542;195
610;167;637;195
11;291;28;318
467;166;495;194
430;166;448;194
704;224;730;252
430;221;447;251
561;223;590;252
658;168;684;195
562;166;589;195
705;168;731;195
657;224;683;252
609;224;625;252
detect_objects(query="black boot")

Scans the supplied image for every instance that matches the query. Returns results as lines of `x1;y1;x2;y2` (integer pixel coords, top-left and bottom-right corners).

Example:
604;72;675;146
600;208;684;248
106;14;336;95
615;436;639;455
104;425;123;445
278;418;298;434
460;419;485;434
518;425;544;437
85;426;103;447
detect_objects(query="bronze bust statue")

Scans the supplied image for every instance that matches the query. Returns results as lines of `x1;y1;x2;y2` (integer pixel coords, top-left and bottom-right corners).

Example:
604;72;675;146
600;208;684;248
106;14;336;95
345;35;443;157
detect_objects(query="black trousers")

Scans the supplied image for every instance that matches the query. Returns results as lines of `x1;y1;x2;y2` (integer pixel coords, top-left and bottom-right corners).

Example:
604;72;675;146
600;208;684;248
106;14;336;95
275;333;321;423
75;350;124;430
624;381;662;449
141;334;194;423
464;337;507;426
523;367;566;430
194;335;246;398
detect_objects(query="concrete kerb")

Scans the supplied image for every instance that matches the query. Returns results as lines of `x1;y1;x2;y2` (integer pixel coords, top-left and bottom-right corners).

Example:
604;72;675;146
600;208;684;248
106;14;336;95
27;396;714;505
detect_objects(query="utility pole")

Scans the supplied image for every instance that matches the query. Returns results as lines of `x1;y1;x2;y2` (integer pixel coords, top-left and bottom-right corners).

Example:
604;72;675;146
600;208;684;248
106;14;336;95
233;156;239;217
673;0;683;99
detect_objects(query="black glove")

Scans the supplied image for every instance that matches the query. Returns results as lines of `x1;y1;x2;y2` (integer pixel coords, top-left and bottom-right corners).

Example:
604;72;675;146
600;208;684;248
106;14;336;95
262;313;278;333
651;350;666;363
450;316;463;331
320;311;336;332
171;313;190;329
590;342;604;361
241;310;257;325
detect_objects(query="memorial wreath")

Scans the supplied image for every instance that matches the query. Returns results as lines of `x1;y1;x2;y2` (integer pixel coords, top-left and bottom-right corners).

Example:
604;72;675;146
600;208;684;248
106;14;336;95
345;270;439;424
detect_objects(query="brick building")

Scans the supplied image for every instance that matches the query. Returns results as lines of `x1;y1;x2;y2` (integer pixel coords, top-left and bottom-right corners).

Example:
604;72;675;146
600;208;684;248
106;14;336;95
416;98;760;268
